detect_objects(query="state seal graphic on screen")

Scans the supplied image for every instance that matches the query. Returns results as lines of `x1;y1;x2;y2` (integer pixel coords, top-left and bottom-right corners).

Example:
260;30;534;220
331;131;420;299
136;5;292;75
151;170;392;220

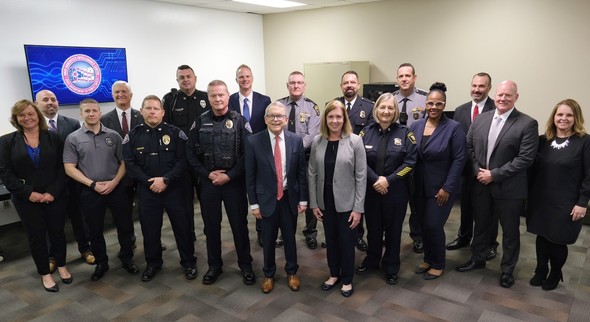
61;54;102;95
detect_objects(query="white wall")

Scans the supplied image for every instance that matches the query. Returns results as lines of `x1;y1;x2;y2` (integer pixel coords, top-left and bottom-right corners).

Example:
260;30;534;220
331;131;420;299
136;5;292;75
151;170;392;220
263;0;590;128
0;0;265;134
0;0;265;224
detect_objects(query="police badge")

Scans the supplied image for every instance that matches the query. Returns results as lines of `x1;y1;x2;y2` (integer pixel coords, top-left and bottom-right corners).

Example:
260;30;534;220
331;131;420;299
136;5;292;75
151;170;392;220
225;120;234;129
162;135;171;145
360;110;366;119
299;113;307;123
412;107;423;120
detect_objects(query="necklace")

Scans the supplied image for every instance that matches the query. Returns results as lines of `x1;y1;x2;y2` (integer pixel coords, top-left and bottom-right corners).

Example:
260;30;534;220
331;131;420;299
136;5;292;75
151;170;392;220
551;136;570;150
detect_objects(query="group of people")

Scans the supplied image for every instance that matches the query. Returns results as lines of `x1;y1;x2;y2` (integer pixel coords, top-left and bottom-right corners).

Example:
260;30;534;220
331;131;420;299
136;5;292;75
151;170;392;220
0;63;588;297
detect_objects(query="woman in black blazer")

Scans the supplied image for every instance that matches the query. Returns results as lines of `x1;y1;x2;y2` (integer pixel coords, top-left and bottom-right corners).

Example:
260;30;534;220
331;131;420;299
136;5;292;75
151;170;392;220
409;83;466;279
0;100;71;292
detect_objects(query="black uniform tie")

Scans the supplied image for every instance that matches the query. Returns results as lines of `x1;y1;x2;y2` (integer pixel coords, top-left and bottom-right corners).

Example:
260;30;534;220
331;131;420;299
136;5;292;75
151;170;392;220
375;129;389;176
399;98;409;125
288;102;296;133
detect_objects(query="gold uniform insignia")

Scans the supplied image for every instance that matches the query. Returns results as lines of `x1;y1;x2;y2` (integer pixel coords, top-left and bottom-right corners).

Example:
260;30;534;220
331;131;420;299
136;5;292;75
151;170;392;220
360;111;366;119
313;105;320;116
225;120;234;129
299;113;307;123
162;135;171;145
359;130;365;138
407;132;417;144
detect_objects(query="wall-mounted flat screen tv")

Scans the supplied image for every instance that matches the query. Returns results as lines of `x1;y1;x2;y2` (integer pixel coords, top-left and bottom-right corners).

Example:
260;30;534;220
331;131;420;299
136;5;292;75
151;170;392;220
24;45;128;105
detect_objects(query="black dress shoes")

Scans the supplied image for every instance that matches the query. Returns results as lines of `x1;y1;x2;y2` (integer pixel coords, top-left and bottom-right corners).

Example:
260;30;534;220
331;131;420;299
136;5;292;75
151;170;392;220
185;267;198;280
356;238;368;252
141;266;162;282
242;269;256;285
42;280;59;293
340;285;353;297
141;266;161;282
61;275;74;284
486;246;497;261
354;263;372;274
385;273;399;285
91;264;109;281
275;236;284;248
446;238;470;250
122;261;139;275
529;268;548;287
500;272;515;288
306;238;317;250
413;240;424;254
321;278;340;291
455;260;485;272
257;233;263;247
202;267;223;285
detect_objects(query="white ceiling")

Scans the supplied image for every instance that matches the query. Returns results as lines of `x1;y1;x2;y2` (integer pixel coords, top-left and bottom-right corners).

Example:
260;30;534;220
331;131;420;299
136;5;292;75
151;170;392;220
148;0;383;15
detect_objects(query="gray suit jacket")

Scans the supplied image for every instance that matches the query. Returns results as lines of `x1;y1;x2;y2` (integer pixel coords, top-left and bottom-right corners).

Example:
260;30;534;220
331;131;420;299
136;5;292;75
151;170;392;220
308;133;366;213
466;108;538;199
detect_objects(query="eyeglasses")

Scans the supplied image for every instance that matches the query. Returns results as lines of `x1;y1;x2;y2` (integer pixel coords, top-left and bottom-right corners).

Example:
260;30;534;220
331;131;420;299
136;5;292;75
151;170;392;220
265;114;287;120
287;81;305;86
425;101;446;108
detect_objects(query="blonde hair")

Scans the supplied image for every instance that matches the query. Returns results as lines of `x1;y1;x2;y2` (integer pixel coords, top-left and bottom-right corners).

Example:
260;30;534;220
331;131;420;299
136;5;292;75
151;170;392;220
545;99;586;140
320;100;352;138
10;99;48;131
372;93;399;124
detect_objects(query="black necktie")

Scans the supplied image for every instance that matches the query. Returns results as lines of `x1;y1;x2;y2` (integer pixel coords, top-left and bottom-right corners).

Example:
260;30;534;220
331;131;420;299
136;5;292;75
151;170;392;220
375;129;389;175
346;102;351;112
400;98;409;125
288;102;296;133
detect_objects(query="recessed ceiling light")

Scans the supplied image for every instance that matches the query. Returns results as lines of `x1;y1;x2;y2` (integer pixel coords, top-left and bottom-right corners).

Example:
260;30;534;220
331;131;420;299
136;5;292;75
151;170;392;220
232;0;306;9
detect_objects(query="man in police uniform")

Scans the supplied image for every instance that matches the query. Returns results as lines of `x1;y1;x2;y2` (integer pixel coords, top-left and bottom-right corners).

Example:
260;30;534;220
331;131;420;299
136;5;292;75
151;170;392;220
186;80;255;286
63;99;138;281
278;71;321;250
123;95;197;282
162;64;210;242
393;63;427;254
333;70;373;252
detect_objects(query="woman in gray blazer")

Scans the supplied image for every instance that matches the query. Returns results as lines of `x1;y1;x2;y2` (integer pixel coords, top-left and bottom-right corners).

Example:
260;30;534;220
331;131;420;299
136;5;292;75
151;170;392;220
308;100;367;297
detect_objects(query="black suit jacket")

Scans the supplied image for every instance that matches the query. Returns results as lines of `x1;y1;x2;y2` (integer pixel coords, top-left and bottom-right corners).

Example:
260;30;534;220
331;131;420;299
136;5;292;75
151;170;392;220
100;108;144;137
55;114;81;142
335;96;375;135
454;98;494;176
0;130;66;200
467;108;538;199
245;130;307;217
229;91;271;134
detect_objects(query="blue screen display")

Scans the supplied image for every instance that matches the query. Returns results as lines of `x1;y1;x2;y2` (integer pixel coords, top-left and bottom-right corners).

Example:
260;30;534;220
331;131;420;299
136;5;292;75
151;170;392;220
24;45;128;105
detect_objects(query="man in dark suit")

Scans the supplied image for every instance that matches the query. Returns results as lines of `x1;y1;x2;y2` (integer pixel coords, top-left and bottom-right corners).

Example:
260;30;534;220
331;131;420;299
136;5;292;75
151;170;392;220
245;101;307;293
446;73;499;261
229;64;272;134
36;90;94;268
229;64;272;247
456;80;538;288
334;70;373;252
100;81;144;250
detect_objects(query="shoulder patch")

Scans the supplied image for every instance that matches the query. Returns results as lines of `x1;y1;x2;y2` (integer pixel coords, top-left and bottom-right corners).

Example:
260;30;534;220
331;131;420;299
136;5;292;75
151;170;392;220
189;121;196;131
407;131;417;144
313;105;320;116
179;130;188;140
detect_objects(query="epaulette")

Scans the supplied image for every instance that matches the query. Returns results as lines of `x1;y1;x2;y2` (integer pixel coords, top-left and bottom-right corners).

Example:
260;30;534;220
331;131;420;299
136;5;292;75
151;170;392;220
278;96;289;102
415;88;428;96
392;90;400;95
304;97;317;105
360;97;374;104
